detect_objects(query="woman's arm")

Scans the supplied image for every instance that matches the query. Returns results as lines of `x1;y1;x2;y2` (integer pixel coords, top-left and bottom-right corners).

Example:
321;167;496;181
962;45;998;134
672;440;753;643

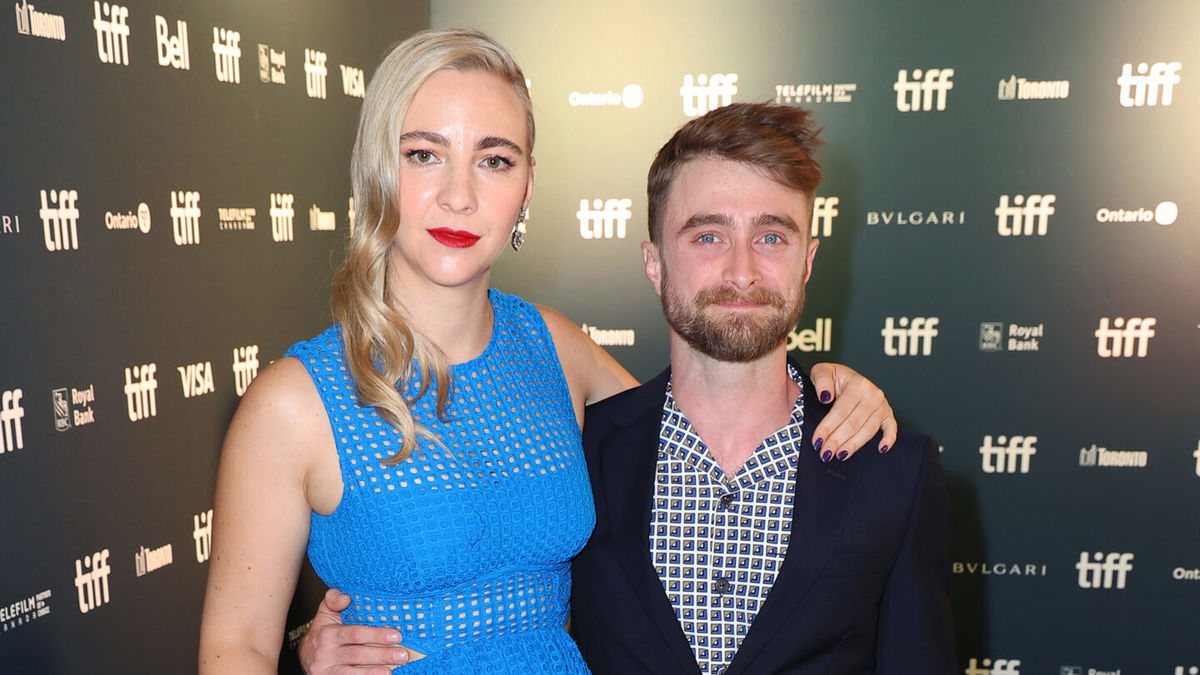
809;362;898;461
198;358;333;673
537;305;639;424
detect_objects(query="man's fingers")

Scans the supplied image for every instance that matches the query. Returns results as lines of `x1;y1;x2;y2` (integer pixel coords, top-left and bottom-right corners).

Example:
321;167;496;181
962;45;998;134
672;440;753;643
334;643;411;666
318;624;402;647
321;588;353;613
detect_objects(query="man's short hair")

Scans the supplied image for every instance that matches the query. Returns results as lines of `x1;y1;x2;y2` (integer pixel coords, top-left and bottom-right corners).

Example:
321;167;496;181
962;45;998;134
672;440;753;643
646;102;823;244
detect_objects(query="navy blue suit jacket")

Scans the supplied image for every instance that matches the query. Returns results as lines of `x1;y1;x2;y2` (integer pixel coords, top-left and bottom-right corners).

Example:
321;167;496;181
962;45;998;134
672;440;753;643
570;366;956;674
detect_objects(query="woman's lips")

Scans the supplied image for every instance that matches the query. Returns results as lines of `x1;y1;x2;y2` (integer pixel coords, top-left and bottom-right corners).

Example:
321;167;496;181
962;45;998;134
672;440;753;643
427;228;481;248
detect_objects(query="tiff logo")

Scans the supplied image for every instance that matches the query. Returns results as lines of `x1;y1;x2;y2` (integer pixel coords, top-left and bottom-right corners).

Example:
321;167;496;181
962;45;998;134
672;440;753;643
995;194;1056;236
1;389;25;454
92;2;129;65
340;64;364;98
305;49;328;99
232;345;260;396
680;73;738;117
811;196;839;237
170;190;201;245
1117;61;1182;107
1076;551;1134;589
979;435;1036;474
40;189;80;252
964;659;1020;675
74;549;111;613
577;198;632;239
193;509;214;563
881;317;939;356
270;193;295;242
894;68;954;112
124;364;158;422
155;15;188;70
14;0;65;41
178;361;214;398
1095;317;1156;358
212;26;241;84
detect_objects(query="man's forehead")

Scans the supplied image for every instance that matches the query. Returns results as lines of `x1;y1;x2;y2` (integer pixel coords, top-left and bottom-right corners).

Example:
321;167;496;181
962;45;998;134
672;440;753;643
664;158;812;226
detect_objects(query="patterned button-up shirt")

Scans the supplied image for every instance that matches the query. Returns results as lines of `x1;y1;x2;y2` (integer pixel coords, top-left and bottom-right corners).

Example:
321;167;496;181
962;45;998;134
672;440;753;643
649;365;804;674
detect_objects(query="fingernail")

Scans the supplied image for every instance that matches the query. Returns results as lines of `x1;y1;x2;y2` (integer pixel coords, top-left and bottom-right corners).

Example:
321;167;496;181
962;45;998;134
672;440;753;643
387;631;401;642
878;444;889;454
836;450;848;461
813;437;824;452
821;450;832;463
819;390;831;403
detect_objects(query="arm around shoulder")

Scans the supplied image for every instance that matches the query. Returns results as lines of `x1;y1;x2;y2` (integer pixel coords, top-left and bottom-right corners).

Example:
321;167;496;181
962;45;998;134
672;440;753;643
536;304;638;415
198;357;335;673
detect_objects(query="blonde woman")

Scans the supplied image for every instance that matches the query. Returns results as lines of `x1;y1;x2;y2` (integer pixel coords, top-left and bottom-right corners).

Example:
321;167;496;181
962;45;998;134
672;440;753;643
198;29;895;674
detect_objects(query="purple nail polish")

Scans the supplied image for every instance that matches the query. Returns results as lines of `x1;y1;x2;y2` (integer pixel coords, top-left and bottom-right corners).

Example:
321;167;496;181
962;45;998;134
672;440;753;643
836;450;848;461
879;444;890;454
821;450;832;463
813;437;824;452
819;390;832;404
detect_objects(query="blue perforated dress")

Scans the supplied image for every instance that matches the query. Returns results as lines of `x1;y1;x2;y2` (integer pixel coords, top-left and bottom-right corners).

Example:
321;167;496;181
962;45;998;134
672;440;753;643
285;290;595;673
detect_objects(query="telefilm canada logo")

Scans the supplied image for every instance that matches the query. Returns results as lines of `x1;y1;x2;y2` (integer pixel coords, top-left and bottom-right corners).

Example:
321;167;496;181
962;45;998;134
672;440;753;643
218;206;255;231
775;82;856;104
0;588;51;632
680;73;737;117
53;384;96;431
577;198;632;240
979;322;1043;352
568;83;643;109
1117;61;1182;107
579;324;636;347
893;68;954;112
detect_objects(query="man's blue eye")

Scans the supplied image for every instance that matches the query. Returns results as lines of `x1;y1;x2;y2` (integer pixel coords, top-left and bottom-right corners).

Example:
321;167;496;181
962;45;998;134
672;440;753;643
762;233;783;244
697;233;718;243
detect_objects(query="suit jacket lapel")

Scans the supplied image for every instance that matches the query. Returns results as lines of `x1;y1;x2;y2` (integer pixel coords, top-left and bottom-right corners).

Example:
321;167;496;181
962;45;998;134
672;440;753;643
597;368;699;673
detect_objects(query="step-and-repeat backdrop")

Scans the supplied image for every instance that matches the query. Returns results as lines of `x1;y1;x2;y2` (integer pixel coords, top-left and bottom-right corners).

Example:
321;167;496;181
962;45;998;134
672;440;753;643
1;0;1197;672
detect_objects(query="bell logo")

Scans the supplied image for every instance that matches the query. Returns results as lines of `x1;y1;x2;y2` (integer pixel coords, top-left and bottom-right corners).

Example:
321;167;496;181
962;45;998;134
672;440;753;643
1117;61;1182;107
305;49;328;99
270;193;295;242
340;64;364;98
74;549;111;613
212;26;241;83
787;318;832;353
811;196;838;237
680;73;738;117
881;316;939;356
232;345;260;396
40;189;80;252
1094;317;1156;358
123;364;158;422
155;15;189;69
577;198;632;239
92;2;129;66
995;194;1055;236
1;389;25;454
193;509;214;563
1076;551;1134;589
964;658;1021;675
894;68;954;112
979;435;1036;474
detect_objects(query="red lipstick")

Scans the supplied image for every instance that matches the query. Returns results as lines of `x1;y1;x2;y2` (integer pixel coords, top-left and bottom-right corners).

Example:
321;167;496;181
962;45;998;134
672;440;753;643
427;228;481;248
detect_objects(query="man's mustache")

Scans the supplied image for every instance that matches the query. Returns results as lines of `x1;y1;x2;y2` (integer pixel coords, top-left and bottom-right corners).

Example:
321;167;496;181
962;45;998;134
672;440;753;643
694;286;786;310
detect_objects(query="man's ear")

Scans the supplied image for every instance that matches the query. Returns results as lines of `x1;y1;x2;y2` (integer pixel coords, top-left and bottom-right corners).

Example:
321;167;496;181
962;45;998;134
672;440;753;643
641;240;663;297
802;237;819;285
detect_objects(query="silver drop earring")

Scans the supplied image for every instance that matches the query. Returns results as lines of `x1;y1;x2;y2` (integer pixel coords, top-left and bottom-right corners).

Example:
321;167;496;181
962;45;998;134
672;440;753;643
511;207;528;251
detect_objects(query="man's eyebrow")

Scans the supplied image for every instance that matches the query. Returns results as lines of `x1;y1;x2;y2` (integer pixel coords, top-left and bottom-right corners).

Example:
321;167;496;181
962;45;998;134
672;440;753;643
476;136;525;156
680;213;732;232
398;130;448;145
755;213;800;232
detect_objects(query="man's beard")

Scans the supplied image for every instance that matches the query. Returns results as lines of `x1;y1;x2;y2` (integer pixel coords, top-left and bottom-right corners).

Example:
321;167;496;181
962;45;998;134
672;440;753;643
660;263;804;363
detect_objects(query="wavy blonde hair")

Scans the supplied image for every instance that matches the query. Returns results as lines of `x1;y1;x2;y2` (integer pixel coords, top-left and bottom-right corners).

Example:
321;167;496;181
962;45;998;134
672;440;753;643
331;29;534;464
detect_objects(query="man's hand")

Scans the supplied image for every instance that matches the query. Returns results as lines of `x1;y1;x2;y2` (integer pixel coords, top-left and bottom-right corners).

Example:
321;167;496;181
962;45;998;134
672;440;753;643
299;589;415;674
809;362;897;462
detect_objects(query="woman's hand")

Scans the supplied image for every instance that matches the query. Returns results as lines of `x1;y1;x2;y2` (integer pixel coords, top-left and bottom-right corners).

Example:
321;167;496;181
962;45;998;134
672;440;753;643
808;362;897;461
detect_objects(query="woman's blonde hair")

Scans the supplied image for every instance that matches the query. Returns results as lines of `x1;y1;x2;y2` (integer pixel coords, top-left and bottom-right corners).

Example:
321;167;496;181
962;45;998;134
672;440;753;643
331;28;534;464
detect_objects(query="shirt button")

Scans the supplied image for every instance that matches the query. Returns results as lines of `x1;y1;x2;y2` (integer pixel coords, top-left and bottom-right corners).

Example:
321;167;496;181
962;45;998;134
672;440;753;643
719;492;736;508
714;577;732;594
715;668;727;675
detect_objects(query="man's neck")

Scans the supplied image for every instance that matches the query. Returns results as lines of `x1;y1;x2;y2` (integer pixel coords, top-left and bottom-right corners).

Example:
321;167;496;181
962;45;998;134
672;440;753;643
668;336;799;478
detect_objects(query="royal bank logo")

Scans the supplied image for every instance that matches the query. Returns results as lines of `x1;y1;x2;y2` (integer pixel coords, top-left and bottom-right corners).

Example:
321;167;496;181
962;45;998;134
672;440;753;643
1095;317;1156;358
0;589;51;633
52;385;96;432
1096;200;1178;225
257;43;285;84
881;317;939;356
979;435;1036;474
995;194;1055;236
680;73;737;117
775;82;856;105
123;363;158;422
1117;61;1182;107
568;84;643;109
232;345;259;396
193;509;213;563
92;2;129;65
212;26;240;83
964;658;1020;675
997;75;1070;101
14;0;65;41
1078;444;1148;468
40;189;80;252
866;209;965;226
1076;552;1134;589
309;204;335;231
134;543;173;577
577;198;632;239
787;317;832;353
2;214;21;234
894;68;954;112
170;190;200;245
811;196;838;237
580;324;636;347
305;48;328;99
105;202;150;234
177;361;214;398
1;389;25;454
155;15;189;70
217;207;255;231
952;562;1047;577
340;64;364;98
270;193;295;242
74;549;111;613
979;322;1043;352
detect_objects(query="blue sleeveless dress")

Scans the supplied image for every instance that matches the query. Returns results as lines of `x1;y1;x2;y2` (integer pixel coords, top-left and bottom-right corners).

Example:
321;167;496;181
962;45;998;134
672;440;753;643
285;290;595;673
